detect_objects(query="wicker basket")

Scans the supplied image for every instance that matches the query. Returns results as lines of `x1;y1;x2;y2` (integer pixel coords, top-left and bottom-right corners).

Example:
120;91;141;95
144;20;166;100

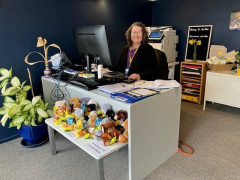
207;63;235;71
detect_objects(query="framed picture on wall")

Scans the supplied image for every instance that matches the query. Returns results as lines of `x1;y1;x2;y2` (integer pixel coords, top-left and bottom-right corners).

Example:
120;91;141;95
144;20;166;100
229;10;240;31
185;25;213;61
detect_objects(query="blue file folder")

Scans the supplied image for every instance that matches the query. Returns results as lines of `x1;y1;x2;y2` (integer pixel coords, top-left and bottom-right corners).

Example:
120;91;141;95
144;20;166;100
111;88;158;103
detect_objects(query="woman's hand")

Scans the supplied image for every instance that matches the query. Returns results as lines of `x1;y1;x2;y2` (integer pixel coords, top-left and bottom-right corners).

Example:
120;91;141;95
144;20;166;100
128;73;140;81
102;68;110;72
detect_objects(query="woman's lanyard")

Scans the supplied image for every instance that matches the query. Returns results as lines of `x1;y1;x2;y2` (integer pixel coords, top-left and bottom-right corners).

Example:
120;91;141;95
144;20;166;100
125;46;139;76
129;47;138;64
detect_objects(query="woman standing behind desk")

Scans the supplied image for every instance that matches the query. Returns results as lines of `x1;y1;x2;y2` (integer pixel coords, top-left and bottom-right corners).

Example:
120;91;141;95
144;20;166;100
107;22;158;81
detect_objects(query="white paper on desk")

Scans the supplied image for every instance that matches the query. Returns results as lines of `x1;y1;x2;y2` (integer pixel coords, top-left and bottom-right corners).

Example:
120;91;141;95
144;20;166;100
84;140;111;157
135;80;180;89
98;83;133;94
154;80;180;89
134;80;156;89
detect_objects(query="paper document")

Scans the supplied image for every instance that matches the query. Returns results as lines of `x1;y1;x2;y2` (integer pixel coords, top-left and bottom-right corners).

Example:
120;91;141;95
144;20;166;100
98;83;133;94
154;80;180;89
130;88;158;96
135;80;180;89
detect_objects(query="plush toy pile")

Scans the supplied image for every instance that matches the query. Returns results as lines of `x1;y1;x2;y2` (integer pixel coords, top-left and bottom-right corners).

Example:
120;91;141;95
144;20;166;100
53;97;128;146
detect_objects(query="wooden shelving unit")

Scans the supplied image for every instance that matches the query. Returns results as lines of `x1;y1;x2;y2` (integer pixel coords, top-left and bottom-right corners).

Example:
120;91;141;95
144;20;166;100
180;61;207;104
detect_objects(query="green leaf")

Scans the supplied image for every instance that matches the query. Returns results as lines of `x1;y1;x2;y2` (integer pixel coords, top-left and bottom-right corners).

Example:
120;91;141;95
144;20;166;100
4;96;15;103
21;80;26;88
1;84;7;94
3;87;16;96
39;99;45;110
3;102;17;109
32;96;41;106
44;102;49;110
8;105;21;117
0;68;9;76
9;116;25;128
30;107;36;118
11;77;21;87
9;68;12;78
47;109;54;117
19;90;27;98
22;104;33;111
0;79;9;88
31;118;37;126
1;114;9;127
0;107;7;115
21;99;31;106
22;85;31;91
23;118;31;125
37;116;43;123
0;76;8;81
0;68;10;81
37;108;48;118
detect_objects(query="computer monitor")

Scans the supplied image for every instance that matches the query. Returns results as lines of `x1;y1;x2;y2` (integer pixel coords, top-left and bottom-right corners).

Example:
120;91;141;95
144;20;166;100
73;25;112;70
149;31;163;40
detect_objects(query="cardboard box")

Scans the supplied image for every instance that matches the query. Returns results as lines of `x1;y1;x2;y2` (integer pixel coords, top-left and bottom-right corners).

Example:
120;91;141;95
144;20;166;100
207;63;235;71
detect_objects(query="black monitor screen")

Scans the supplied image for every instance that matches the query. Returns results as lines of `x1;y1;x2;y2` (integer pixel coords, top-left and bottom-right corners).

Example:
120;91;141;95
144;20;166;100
149;31;163;39
73;25;112;66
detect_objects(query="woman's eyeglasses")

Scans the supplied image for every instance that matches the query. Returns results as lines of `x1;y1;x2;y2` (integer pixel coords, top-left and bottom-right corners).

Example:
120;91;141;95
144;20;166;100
131;31;143;35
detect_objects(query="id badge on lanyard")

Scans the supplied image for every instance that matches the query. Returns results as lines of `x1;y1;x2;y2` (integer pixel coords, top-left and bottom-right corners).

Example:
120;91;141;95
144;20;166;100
125;68;129;76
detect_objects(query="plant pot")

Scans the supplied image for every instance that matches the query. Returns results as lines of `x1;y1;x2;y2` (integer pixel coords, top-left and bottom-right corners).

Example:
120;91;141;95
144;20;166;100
18;122;48;145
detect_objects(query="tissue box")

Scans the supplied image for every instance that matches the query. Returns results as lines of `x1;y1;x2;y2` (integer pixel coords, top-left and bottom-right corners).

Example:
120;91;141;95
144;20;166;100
207;63;234;71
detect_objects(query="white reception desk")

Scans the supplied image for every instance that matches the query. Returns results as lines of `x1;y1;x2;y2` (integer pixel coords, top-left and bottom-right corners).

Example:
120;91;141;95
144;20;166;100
41;77;181;180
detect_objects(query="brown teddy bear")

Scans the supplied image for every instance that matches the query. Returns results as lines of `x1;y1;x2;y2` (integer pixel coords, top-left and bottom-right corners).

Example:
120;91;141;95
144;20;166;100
53;100;68;123
100;121;120;146
118;119;128;143
115;110;128;132
68;97;81;112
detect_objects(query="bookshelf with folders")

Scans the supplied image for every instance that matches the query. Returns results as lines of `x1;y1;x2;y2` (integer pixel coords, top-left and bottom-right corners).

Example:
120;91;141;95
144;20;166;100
180;61;207;104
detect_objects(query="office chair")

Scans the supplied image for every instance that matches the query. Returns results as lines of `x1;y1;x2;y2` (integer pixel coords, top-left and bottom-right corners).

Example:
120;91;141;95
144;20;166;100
154;49;169;80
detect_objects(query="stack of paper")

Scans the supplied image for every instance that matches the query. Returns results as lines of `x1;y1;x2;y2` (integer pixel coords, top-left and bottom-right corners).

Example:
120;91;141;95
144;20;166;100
134;80;180;89
98;83;133;94
154;80;180;89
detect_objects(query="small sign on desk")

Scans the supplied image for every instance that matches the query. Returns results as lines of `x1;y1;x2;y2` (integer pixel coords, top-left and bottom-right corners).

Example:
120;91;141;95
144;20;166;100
84;141;111;157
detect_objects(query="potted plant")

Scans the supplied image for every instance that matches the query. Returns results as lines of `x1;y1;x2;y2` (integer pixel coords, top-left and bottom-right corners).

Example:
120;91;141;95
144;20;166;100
0;68;53;146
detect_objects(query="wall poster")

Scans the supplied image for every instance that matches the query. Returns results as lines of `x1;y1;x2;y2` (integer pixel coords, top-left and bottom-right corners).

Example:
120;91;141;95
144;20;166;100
185;25;213;61
229;10;240;31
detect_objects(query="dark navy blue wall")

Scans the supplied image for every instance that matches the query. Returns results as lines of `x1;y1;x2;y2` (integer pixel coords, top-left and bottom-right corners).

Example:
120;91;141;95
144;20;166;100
152;0;240;79
0;0;152;143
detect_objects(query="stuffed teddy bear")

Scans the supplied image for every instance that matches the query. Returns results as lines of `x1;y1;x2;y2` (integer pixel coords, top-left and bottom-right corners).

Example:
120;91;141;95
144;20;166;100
101;103;112;114
115;110;128;131
88;111;98;132
100;121;120;146
85;99;98;119
68;97;81;112
118;119;128;143
53;100;68;123
106;109;115;120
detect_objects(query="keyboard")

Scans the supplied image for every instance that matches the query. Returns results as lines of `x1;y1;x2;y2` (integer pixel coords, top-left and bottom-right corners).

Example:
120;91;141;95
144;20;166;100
53;72;124;90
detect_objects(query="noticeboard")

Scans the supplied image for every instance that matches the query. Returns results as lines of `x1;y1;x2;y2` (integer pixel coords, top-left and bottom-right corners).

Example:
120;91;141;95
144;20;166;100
185;25;213;61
